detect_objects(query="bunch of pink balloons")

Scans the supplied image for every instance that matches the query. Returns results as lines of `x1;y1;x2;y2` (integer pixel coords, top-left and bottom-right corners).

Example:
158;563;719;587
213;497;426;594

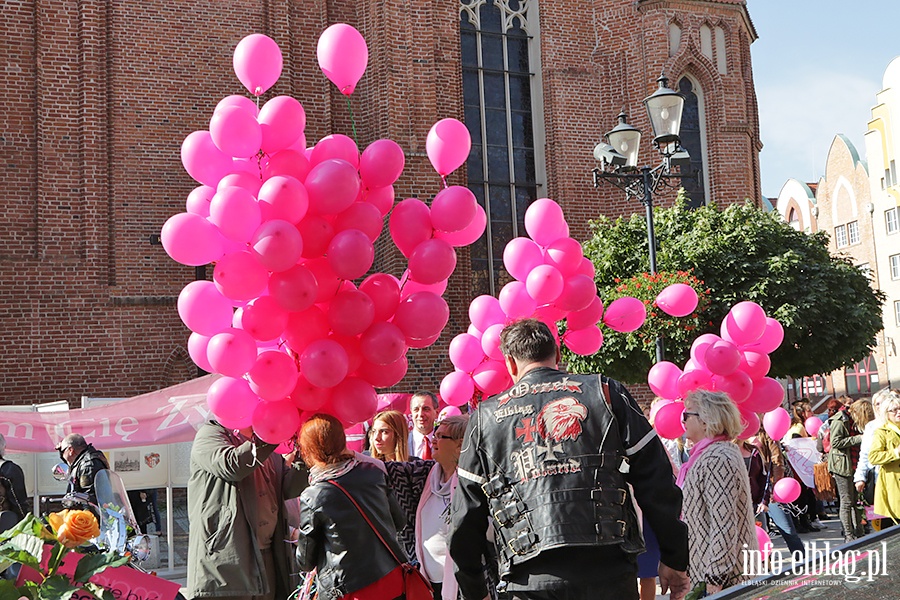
165;29;483;444
647;300;788;440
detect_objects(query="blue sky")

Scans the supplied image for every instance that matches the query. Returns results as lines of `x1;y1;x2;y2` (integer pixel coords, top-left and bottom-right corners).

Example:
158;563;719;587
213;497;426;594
748;1;899;198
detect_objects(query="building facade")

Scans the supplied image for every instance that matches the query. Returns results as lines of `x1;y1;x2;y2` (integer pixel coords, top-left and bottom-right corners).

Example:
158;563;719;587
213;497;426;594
1;0;762;405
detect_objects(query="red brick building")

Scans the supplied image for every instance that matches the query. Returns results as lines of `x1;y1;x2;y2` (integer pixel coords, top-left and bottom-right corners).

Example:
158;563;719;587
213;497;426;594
0;0;761;405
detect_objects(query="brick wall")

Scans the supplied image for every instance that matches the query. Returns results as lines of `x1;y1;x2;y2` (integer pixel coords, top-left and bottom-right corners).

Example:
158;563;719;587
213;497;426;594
0;0;761;405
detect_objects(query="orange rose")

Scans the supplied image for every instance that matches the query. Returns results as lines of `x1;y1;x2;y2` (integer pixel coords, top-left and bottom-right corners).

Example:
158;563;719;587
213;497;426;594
49;509;100;548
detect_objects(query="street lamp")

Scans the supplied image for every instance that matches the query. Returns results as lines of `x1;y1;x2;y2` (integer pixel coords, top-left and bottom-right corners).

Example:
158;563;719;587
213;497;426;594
591;75;691;363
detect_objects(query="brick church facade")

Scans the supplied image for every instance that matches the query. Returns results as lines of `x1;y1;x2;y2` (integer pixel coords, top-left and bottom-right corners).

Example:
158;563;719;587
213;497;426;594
1;0;761;405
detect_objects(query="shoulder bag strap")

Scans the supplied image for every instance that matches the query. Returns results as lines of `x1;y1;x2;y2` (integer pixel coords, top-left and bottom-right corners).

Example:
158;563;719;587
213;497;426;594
328;479;403;567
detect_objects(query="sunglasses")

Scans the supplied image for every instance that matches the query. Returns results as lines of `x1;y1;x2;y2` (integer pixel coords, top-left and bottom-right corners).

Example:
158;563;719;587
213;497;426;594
681;411;700;423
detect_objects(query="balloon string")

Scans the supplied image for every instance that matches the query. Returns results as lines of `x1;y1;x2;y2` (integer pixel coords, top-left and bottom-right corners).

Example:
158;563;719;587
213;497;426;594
441;175;448;189
346;96;359;147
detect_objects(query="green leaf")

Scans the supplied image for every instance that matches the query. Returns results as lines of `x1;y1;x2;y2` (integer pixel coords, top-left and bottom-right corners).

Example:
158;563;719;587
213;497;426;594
83;581;118;600
35;574;80;600
0;533;46;572
73;551;129;583
0;579;28;600
0;514;50;545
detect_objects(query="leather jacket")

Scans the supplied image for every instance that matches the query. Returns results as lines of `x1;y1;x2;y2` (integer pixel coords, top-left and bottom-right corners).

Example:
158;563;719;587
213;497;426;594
296;461;407;599
450;367;688;599
66;444;109;507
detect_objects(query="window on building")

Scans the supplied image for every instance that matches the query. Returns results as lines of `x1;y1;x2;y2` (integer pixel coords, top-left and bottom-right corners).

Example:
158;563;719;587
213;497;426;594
676;77;706;208
847;220;860;245
461;0;542;297
891;254;900;280
788;208;800;230
858;262;871;281
844;355;879;396
895;300;900;327
801;374;830;399
834;224;848;248
886;207;899;235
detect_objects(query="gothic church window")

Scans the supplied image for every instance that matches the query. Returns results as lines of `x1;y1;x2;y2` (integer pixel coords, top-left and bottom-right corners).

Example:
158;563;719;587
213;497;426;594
676;77;707;207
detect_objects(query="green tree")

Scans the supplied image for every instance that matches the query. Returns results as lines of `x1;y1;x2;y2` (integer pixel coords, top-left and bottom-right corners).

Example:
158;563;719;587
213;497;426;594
567;197;885;382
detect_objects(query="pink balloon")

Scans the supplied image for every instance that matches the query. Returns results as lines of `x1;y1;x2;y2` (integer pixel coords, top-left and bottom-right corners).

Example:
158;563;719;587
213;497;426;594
306;258;342;303
241;296;288;341
690;333;721;368
441;371;476;407
297;214;335;259
712;370;753;403
576;256;596;279
534;304;567;330
186;185;215;217
331;377;378;425
207;328;259;377
555;274;597;313
209;105;262;158
305;159;361;216
364;185;395;217
648;399;673;425
472;360;512;396
772;477;801;503
181;130;232;186
602;297;647;333
544;237;583;277
426;118;472;177
331;332;363;375
213;251;269;301
805;416;823;437
208;376;260;423
393;292;449;341
248;350;299;401
654;401;686;439
257;176;309;225
359;273;401;321
263;149;312;183
749;317;784;354
329;290;375;336
310;134;360;168
469;295;507;332
563;326;604;356
739;350;771;381
524;198;568;246
704;340;741;376
389;198;433;258
233;34;283;96
449;333;485;373
188;333;214;372
360;321;407;365
503;237;544;282
566;296;604;330
215;95;259;117
268;264;318;312
328;229;374;280
317;24;368;96
526;264;564;304
258;96;306;154
250;219;303;273
218;171;262;195
434;203;486;247
676;368;714;398
722;301;767;345
738;410;760;440
161;212;225;266
648;361;683;400
283;306;329;354
742;377;784;413
499;281;537;320
300;339;349;388
209;186;262;244
481;323;505;361
756;525;772;560
655;283;699;318
357;355;408;388
400;277;448;300
439;406;463;420
334;202;383;242
408;239;457;285
178;281;234;336
252;400;301;444
289;375;333;412
431;186;476;234
763;407;792;440
360;139;405;188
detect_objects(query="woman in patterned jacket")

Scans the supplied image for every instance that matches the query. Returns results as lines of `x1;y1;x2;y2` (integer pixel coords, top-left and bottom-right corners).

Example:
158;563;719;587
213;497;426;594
677;389;758;595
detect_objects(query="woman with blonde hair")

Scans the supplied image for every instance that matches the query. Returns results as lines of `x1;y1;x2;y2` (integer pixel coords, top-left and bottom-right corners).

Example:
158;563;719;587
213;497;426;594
369;410;410;462
678;389;757;595
868;392;900;525
856;390;898;529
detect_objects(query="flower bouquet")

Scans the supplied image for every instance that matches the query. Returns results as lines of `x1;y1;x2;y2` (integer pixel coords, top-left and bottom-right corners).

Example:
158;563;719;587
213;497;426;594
0;509;129;600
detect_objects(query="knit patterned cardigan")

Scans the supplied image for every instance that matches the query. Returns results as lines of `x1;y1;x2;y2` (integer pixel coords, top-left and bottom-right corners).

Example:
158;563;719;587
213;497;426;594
681;441;759;588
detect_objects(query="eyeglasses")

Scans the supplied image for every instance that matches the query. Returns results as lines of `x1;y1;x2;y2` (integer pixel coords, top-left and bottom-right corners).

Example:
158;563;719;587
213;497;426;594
681;411;700;423
434;434;458;441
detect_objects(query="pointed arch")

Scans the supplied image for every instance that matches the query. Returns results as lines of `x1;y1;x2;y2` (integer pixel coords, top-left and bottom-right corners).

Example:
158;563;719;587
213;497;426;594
674;74;708;207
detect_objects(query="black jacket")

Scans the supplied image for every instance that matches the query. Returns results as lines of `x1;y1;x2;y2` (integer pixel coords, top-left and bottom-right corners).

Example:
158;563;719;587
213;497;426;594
66;444;110;506
449;367;688;599
296;461;407;599
0;459;29;516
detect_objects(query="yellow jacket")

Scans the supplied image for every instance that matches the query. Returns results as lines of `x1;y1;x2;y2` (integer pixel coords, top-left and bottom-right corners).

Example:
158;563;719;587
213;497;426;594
868;421;900;521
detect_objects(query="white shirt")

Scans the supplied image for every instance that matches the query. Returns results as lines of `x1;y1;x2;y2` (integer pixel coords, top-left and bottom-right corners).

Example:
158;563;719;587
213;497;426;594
408;428;433;459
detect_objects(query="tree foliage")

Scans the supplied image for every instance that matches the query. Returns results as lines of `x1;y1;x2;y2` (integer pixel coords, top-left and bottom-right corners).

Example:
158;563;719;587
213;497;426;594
569;197;884;382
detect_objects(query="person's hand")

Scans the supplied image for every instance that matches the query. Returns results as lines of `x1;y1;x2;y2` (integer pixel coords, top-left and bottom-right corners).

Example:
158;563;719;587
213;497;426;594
706;583;722;595
855;481;865;493
756;502;769;514
658;563;690;600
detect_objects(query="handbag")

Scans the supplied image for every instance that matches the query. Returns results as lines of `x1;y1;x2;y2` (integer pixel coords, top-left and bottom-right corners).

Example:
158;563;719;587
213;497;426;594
812;461;837;502
863;469;877;506
329;480;434;600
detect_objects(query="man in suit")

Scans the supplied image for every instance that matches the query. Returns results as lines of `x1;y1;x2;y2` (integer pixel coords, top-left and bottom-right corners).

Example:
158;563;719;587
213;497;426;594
408;391;438;459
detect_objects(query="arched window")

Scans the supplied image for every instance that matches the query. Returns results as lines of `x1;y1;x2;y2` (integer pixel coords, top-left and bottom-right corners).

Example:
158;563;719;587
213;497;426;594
461;0;543;296
788;207;800;230
676;77;706;207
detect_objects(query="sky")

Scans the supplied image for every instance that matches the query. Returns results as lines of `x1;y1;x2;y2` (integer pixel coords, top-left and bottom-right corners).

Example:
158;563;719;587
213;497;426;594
748;1;900;198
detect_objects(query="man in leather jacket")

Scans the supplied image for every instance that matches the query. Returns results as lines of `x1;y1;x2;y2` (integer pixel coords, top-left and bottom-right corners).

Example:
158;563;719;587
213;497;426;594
449;319;690;600
57;433;109;507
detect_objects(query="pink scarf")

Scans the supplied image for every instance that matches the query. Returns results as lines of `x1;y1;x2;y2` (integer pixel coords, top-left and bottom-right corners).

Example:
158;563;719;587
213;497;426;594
676;435;729;488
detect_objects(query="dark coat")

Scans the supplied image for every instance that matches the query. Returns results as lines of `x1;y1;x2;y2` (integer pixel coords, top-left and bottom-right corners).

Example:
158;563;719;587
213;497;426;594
66;444;109;506
0;459;29;516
